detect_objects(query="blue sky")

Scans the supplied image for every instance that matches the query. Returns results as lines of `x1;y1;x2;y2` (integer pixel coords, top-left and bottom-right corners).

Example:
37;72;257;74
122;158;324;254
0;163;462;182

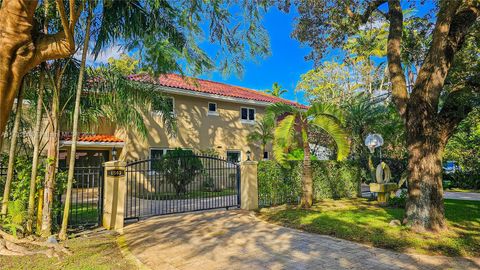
197;8;313;105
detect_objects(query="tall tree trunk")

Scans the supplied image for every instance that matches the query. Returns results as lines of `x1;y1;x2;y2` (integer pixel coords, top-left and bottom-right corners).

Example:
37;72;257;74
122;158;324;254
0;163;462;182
59;5;92;240
40;80;60;237
1;83;24;215
26;68;45;233
27;0;50;234
0;0;79;149
300;128;313;208
404;115;446;231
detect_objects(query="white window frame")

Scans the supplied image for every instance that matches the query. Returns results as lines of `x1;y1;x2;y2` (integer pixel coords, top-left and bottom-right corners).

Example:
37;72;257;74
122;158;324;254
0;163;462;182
240;107;255;124
226;150;242;164
207;102;219;116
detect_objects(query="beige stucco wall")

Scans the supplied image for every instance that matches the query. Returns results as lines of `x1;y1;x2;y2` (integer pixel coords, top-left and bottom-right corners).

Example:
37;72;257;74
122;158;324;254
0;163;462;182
118;93;272;162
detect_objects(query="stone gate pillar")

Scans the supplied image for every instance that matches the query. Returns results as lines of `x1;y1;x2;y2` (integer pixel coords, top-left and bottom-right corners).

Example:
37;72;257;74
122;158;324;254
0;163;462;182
240;161;259;210
103;160;127;231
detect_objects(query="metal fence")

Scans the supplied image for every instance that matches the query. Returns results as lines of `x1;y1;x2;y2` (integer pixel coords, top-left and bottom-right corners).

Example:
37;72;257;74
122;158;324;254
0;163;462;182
57;166;104;228
125;153;240;220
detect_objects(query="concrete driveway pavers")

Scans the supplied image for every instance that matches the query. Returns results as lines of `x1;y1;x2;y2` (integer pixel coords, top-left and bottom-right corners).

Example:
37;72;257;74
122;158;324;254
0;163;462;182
123;210;480;270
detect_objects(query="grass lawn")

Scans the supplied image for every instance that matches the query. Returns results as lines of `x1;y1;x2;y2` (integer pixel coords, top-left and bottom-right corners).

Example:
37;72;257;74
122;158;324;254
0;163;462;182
66;203;99;225
0;231;136;270
257;198;480;257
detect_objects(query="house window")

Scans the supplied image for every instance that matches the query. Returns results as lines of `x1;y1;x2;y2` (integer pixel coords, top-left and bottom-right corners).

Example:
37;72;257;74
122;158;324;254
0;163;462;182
150;148;171;159
241;107;255;123
208;102;218;115
263;151;269;160
226;150;241;163
152;97;174;114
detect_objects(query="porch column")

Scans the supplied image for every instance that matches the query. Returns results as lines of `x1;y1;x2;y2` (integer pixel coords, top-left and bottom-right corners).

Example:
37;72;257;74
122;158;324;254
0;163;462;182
103;160;127;232
240;161;259;210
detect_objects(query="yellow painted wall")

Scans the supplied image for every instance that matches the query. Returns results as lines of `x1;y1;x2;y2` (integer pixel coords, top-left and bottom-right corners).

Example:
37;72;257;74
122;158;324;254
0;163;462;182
118;93;271;162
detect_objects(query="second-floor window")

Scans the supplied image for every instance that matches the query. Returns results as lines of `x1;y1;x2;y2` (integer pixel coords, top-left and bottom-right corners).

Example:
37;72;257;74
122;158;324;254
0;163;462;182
208;102;218;115
241;107;255;123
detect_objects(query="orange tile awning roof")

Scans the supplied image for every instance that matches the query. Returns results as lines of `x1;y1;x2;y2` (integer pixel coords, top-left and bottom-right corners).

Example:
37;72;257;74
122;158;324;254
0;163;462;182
127;73;308;109
60;133;124;143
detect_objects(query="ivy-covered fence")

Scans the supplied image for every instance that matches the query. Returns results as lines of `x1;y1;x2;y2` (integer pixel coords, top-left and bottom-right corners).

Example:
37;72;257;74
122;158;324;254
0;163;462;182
258;160;363;207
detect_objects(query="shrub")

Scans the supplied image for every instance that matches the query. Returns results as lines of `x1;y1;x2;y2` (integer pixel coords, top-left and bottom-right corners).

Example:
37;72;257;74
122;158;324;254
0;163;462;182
158;148;203;195
312;161;362;199
258;160;362;206
443;171;480;190
387;189;407;208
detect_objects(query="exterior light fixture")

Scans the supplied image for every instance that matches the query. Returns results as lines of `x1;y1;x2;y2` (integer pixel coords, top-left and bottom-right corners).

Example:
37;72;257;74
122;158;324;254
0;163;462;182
246;150;251;161
112;147;117;161
364;133;384;154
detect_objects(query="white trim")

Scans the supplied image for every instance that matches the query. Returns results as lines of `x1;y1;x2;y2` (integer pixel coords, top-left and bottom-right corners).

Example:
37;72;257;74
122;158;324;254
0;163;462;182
155;85;273;107
240;107;256;124
226;150;242;163
207;102;219;116
60;141;124;148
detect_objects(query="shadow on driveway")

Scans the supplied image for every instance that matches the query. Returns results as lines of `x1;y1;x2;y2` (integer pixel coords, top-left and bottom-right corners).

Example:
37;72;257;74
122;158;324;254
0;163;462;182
122;210;480;270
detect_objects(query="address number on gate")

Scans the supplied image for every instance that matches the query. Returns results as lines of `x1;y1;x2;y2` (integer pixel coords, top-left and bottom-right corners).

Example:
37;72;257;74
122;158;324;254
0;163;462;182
107;169;125;177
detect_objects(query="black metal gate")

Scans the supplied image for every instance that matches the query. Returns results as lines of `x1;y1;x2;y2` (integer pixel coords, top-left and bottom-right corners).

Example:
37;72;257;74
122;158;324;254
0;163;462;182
57;165;104;228
125;153;240;220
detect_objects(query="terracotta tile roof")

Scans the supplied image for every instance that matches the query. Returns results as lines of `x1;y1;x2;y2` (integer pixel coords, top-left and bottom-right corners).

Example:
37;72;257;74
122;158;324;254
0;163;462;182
127;73;308;109
60;133;124;143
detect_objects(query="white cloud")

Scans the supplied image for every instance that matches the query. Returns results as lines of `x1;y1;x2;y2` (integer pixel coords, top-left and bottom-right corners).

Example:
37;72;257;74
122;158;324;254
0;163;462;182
74;44;125;66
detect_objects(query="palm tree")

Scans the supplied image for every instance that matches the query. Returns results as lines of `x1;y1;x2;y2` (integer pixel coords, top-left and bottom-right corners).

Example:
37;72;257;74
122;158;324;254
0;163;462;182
265;82;287;97
0;83;25;216
268;102;350;208
247;113;274;158
59;2;93;240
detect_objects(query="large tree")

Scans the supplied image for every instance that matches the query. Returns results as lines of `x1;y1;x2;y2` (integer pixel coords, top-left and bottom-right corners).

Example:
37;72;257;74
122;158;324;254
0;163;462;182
0;0;80;150
0;0;270;151
286;0;480;231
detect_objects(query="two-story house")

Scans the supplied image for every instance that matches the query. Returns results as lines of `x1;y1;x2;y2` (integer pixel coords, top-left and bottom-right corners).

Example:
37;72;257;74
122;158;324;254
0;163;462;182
58;74;306;166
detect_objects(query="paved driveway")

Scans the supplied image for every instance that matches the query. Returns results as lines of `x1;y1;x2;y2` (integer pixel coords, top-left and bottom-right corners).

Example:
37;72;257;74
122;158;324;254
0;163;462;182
122;210;479;270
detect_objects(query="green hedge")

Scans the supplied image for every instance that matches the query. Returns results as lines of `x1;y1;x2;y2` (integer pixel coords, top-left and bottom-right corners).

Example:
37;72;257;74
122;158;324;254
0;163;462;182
258;160;362;207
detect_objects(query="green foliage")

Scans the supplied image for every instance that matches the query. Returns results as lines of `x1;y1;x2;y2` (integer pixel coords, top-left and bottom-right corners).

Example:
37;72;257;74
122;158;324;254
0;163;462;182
202;177;217;192
265;82;287;97
157;148;203;195
311;161;362;199
247;113;275;151
443;172;480;191
107;54;139;75
268;102;350;164
296;61;360;104
258;161;302;206
3;200;27;237
258;160;362;206
387;189;408;209
285;149;318;161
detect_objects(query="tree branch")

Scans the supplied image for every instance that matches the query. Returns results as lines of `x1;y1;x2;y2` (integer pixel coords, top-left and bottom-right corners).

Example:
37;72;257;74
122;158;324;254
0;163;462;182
346;0;387;24
438;80;479;143
386;0;408;120
411;2;479;110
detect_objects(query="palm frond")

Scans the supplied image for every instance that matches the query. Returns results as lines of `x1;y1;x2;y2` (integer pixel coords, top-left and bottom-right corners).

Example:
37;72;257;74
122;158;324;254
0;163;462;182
273;114;296;164
266;102;298;117
310;115;350;161
307;102;346;124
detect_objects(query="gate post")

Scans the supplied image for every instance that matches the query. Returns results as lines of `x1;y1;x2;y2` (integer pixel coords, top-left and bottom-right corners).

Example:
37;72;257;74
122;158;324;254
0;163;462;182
103;160;126;231
240;161;258;211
